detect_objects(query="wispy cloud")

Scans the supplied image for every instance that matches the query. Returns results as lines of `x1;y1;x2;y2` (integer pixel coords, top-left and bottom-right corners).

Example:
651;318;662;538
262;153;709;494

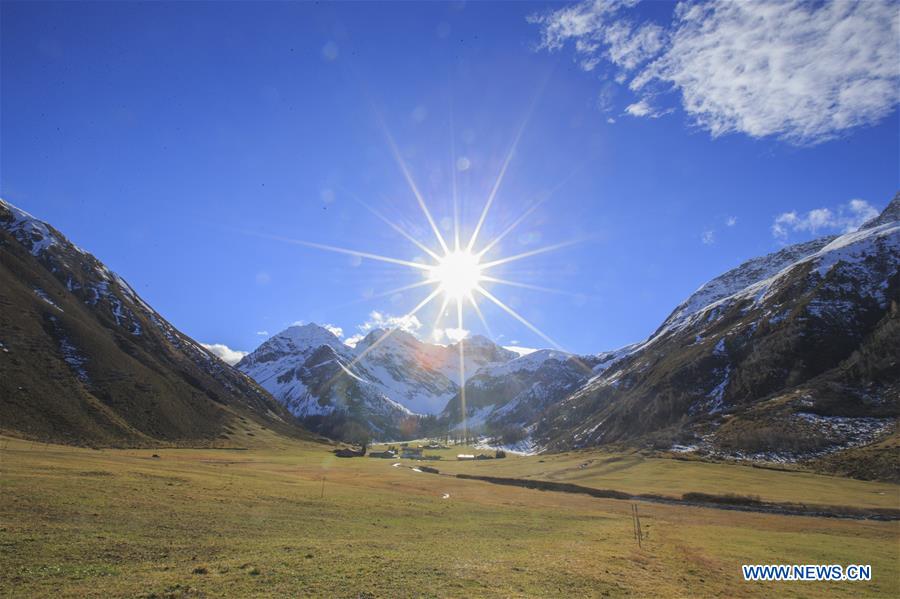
624;98;668;118
771;198;879;239
255;330;269;336
342;310;424;348
603;19;666;72
530;0;900;145
433;327;469;343
530;0;643;72
358;310;423;335
701;230;715;245
322;323;344;338
201;343;248;365
344;334;365;348
726;216;737;227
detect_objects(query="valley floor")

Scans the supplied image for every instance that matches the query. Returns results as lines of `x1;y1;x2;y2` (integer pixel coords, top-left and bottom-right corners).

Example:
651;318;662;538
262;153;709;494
1;434;898;598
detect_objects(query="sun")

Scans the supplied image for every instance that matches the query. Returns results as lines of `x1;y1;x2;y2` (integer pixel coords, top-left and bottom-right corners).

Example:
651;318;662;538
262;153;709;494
256;112;583;437
429;250;483;300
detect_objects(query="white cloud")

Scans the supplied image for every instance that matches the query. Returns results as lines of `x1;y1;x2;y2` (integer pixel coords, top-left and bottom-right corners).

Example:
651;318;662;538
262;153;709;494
701;230;715;245
603;20;666;71
596;81;618;113
201;343;248;365
531;0;900;145
772;198;879;239
637;1;900;144
344;334;365;348
624;98;667;118
255;330;269;336
359;310;423;334
322;323;343;338
505;345;539;357
726;216;738;227
529;0;657;72
433;327;469;343
341;311;426;348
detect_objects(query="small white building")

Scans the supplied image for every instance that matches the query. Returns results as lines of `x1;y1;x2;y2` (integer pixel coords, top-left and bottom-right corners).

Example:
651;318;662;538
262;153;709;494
456;454;475;461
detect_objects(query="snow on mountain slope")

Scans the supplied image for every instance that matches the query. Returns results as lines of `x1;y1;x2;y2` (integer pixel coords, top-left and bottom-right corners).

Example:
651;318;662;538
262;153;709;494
352;329;459;413
470;349;573;381
2;200;72;256
658;236;835;335
442;335;523;382
441;348;595;433
237;324;516;432
234;324;356;414
537;193;900;464
655;219;899;342
236;325;415;438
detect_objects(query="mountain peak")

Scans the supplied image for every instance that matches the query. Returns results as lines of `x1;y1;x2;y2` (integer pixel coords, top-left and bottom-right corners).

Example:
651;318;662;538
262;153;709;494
280;322;340;341
354;327;421;353
1;198;66;257
460;334;495;347
259;323;348;357
860;191;900;230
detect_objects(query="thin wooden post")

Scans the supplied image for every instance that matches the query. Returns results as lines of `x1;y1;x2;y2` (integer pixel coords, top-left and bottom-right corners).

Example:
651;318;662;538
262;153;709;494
632;504;643;548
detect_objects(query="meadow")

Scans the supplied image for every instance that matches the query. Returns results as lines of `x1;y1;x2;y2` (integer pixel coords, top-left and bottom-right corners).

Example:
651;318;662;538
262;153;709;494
1;432;898;598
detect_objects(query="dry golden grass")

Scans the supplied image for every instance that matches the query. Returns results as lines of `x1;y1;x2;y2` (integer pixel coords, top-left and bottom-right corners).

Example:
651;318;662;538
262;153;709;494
1;434;898;598
404;444;899;510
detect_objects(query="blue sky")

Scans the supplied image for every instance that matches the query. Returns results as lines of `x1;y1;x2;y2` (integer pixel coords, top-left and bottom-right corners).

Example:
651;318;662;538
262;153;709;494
2;1;898;359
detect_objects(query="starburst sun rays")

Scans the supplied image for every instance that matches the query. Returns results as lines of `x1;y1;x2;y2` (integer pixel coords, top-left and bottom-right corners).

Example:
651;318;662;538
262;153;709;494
262;123;582;437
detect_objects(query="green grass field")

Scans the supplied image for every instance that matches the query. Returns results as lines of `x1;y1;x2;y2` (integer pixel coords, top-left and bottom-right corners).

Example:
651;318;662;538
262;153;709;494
2;434;898;598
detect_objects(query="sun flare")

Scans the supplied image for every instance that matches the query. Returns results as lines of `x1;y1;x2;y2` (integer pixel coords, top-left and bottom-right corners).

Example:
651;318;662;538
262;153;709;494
262;115;583;436
429;250;483;300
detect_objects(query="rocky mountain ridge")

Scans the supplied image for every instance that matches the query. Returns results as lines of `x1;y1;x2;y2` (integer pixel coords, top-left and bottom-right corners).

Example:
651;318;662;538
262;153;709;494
528;193;899;479
0;198;306;446
236;322;521;438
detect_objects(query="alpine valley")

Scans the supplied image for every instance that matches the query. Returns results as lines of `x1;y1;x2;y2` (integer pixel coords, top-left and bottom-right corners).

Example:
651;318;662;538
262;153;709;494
2;195;898;480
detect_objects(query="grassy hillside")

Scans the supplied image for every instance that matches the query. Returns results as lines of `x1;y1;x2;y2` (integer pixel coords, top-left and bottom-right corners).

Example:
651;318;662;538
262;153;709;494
2;434;897;598
1;202;305;447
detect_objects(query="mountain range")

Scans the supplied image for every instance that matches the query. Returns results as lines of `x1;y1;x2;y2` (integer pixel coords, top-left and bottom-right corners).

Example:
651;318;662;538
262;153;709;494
2;194;897;479
236;194;899;479
235;324;518;439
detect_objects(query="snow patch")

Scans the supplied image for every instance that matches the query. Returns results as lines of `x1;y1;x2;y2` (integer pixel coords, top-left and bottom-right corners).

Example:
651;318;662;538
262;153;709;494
33;288;63;312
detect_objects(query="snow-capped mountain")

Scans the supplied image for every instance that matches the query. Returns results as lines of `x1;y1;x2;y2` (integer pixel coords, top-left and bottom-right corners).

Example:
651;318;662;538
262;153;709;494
235;324;413;440
440;349;597;438
233;324;360;415
535;193;899;478
656;236;835;335
353;328;461;413
0;198;302;446
236;323;518;438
